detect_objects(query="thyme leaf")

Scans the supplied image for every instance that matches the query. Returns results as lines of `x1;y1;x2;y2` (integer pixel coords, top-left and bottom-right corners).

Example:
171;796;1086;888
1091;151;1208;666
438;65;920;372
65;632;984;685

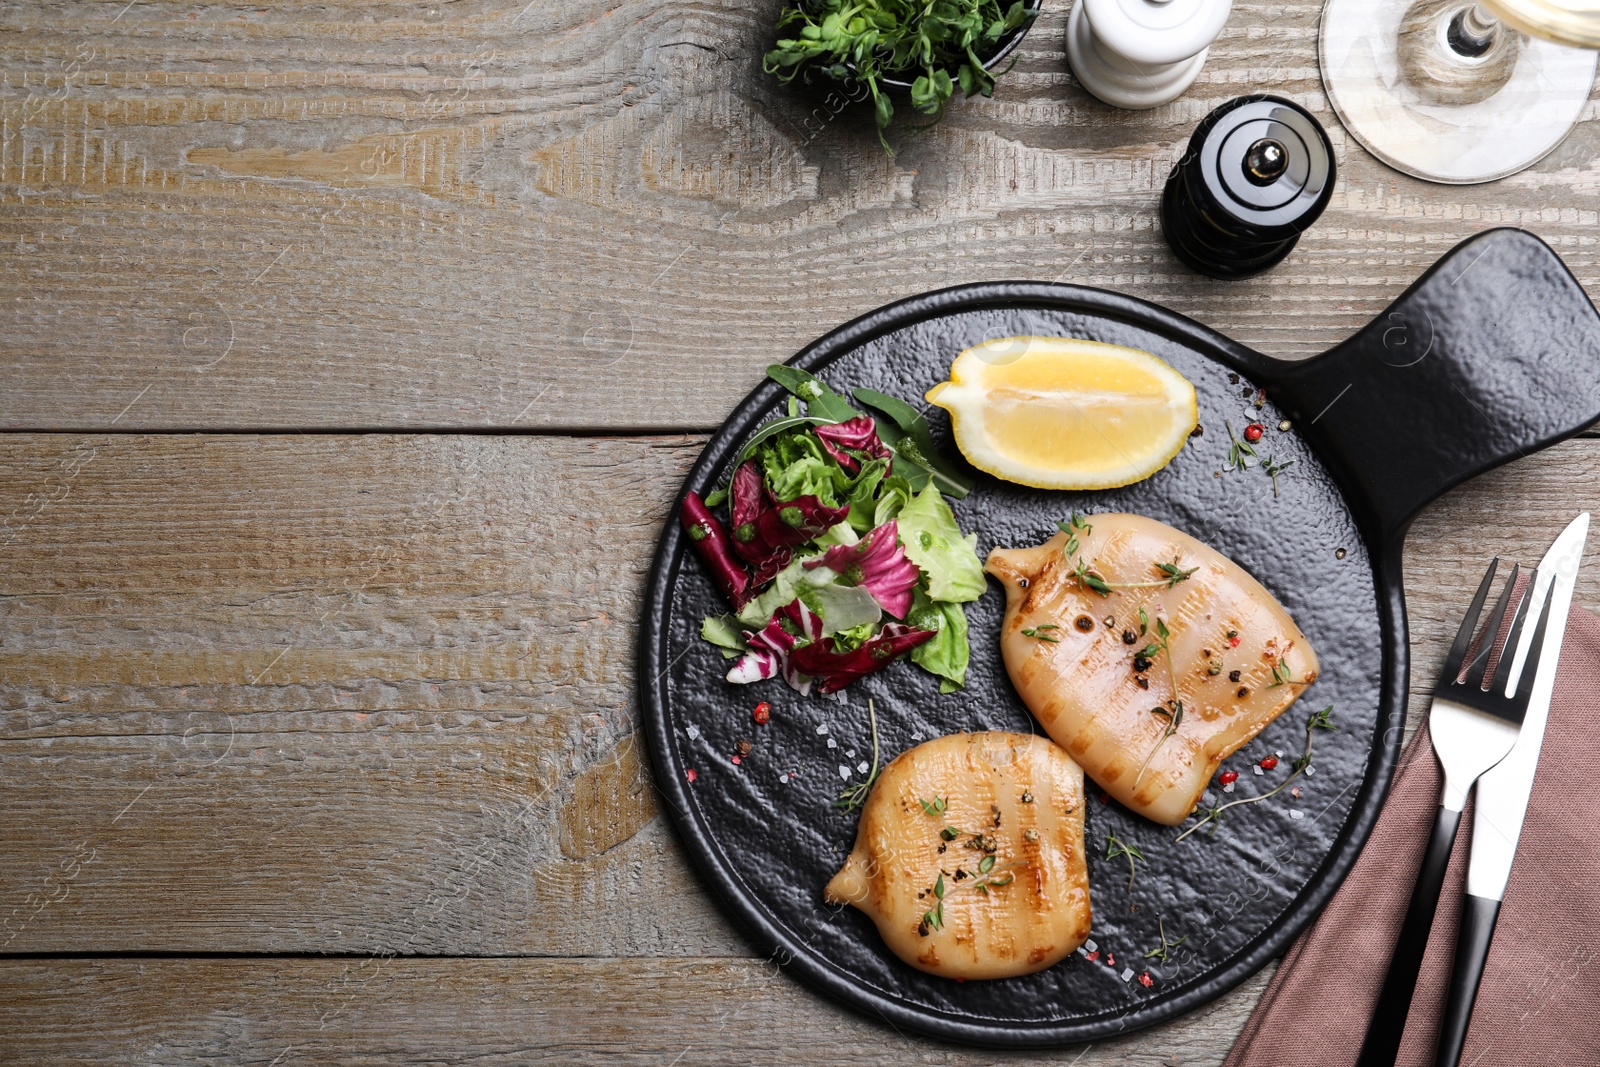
1021;623;1061;643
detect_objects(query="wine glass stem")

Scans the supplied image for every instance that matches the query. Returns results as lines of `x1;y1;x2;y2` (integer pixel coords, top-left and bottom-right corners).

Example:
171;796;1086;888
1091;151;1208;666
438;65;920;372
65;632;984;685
1449;4;1502;57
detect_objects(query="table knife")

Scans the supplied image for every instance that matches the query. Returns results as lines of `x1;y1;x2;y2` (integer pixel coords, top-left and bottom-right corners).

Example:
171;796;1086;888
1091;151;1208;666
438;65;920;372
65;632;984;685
1433;512;1589;1067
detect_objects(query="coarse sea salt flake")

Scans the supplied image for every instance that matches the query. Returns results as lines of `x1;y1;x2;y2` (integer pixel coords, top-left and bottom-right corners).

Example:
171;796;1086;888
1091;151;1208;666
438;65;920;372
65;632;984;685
1253;765;1264;776
839;765;851;780
827;738;837;749
816;723;829;735
1223;781;1236;793
1121;968;1135;982
1305;765;1315;776
1084;938;1098;953
846;749;856;758
686;724;700;740
857;761;869;774
1290;809;1304;820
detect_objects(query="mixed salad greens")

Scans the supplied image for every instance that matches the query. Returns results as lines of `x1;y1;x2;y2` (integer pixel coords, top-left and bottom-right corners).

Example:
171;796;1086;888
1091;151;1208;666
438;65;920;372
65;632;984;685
682;366;984;697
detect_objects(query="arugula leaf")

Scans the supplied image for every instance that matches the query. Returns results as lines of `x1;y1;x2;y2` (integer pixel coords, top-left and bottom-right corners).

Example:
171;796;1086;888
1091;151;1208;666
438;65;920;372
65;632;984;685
896;483;986;603
853;387;972;498
908;588;969;690
766;365;862;424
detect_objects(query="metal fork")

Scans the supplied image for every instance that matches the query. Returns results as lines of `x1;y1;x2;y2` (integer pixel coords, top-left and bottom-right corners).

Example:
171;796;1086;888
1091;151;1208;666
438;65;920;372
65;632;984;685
1355;557;1556;1067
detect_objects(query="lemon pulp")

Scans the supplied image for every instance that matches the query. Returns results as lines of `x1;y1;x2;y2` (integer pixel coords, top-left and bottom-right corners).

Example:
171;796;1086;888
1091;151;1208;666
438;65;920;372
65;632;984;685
925;336;1198;490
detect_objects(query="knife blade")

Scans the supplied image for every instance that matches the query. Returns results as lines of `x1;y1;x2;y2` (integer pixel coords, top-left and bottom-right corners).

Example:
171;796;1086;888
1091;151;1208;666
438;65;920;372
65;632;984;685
1434;511;1588;1067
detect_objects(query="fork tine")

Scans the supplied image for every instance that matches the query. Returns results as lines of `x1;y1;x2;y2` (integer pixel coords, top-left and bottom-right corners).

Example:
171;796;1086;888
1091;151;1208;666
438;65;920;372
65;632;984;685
1440;557;1500;687
1463;562;1520;691
1489;578;1534;694
1509;582;1557;708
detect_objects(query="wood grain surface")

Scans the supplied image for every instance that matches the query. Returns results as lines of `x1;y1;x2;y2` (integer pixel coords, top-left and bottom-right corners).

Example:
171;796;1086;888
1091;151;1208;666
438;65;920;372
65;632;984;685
5;431;1600;1063
7;0;1600;1060
1;0;1597;430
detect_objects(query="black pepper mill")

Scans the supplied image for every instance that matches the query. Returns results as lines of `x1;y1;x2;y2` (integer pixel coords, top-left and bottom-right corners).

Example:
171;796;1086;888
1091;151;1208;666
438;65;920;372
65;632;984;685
1161;94;1336;280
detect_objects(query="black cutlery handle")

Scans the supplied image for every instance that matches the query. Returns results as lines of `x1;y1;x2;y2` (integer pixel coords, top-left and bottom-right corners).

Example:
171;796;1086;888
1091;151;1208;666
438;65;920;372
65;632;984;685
1433;894;1501;1067
1354;805;1462;1067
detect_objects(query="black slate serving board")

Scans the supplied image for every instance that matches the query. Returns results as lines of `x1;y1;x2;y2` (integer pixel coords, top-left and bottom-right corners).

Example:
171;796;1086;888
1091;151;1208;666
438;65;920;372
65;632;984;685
639;229;1600;1045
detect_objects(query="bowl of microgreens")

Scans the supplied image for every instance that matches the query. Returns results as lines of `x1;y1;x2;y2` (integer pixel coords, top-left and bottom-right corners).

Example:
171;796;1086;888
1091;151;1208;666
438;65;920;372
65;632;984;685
762;0;1042;152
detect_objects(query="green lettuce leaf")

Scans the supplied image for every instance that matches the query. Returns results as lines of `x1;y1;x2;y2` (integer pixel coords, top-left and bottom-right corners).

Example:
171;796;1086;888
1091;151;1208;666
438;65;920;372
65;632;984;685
873;473;915;527
758;429;848;507
845;456;890;533
798;582;884;636
896;483;986;603
908;588;969;691
701;614;747;659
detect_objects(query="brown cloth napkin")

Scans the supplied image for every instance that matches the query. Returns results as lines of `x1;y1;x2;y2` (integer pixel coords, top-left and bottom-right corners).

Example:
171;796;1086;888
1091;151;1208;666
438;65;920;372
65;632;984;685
1226;605;1600;1067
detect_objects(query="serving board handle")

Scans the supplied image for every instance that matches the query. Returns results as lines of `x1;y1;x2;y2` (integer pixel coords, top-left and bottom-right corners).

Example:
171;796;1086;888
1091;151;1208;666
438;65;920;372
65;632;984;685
1264;228;1600;546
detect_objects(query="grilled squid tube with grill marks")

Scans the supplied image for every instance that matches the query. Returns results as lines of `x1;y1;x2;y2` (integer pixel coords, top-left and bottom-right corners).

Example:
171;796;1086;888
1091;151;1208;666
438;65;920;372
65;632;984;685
986;515;1319;826
825;732;1090;980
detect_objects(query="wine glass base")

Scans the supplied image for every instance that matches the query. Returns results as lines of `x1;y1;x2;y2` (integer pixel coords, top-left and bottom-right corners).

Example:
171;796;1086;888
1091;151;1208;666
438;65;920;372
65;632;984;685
1320;0;1597;184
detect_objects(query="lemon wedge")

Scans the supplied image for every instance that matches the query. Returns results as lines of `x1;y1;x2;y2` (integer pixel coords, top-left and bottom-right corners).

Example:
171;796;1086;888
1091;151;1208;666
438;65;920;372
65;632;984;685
925;336;1198;490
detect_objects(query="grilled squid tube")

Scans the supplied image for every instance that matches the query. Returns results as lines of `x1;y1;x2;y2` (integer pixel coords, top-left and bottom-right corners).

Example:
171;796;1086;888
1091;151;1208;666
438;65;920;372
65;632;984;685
826;732;1090;980
986;515;1319;826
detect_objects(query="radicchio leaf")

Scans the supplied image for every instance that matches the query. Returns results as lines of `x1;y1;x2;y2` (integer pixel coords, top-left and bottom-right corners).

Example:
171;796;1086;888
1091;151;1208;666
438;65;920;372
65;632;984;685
802;520;919;619
725;598;824;695
789;622;936;695
680;491;752;608
728;459;848;584
814;415;892;474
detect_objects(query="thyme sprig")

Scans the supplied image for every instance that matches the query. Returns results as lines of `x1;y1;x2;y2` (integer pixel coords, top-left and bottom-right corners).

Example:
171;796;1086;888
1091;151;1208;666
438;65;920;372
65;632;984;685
1105;830;1145;892
1021;623;1060;643
1224;420;1294;498
835;698;881;812
1058;512;1094;555
1143;916;1187;963
1132;616;1184;787
1071;557;1198;597
1175;706;1337;842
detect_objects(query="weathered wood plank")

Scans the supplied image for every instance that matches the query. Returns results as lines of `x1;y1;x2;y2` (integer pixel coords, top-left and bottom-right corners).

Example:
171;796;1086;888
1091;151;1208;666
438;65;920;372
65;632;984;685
0;956;1275;1065
3;431;1600;961
2;0;1597;430
0;432;753;956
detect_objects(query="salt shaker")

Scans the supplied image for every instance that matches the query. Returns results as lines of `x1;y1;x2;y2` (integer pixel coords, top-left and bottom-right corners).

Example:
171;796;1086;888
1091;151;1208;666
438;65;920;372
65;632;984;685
1160;94;1336;280
1067;0;1232;110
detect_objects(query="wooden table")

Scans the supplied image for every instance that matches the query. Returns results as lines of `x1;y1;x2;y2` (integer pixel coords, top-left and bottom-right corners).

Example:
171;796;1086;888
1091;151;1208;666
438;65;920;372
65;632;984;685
4;0;1600;1061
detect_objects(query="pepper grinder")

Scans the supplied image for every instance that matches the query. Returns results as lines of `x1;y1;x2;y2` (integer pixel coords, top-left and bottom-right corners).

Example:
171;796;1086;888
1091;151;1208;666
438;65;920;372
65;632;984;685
1160;94;1336;280
1067;0;1232;110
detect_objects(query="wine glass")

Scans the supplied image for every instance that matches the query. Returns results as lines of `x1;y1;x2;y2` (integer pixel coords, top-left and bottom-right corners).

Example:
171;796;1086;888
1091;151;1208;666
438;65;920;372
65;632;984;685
1319;0;1600;183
